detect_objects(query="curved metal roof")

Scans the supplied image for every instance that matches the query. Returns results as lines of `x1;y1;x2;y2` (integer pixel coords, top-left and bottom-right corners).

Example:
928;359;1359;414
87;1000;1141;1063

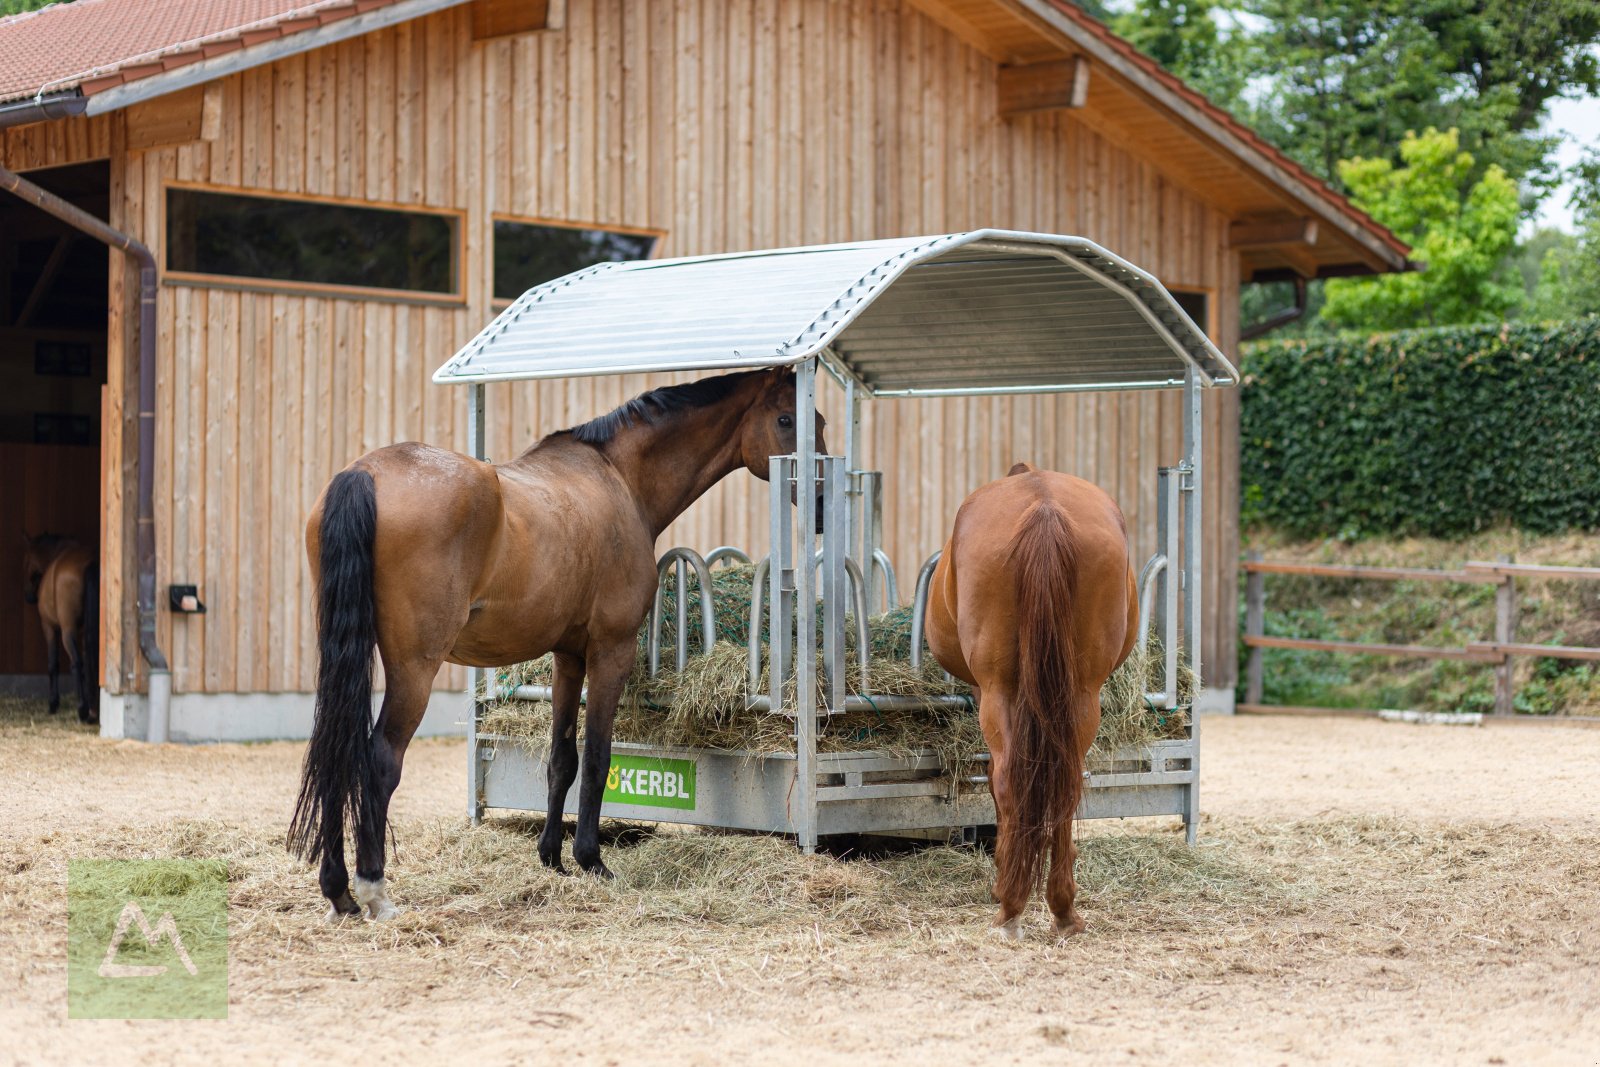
434;229;1238;396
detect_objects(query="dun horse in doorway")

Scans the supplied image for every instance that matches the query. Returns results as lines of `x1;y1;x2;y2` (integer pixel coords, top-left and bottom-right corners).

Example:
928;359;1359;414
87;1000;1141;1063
20;535;99;725
290;368;823;921
924;462;1137;940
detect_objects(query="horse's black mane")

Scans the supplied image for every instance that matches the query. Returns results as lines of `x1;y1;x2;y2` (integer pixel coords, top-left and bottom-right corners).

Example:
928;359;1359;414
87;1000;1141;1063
564;369;772;446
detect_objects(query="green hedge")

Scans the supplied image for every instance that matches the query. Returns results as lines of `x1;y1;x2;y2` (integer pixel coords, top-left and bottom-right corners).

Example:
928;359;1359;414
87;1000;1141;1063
1241;317;1600;538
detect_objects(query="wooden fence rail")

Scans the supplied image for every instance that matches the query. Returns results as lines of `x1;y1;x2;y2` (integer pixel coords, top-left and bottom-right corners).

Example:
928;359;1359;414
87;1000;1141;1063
1242;552;1600;717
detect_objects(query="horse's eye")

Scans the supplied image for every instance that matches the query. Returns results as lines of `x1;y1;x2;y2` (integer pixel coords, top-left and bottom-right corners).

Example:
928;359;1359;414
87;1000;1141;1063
777;414;793;428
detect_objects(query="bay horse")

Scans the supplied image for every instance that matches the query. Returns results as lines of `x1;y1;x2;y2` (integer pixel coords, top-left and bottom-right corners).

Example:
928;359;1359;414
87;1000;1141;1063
20;534;99;724
924;462;1137;940
289;368;823;921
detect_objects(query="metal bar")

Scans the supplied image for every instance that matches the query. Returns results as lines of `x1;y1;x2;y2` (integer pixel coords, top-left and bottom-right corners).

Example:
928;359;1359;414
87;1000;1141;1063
909;551;942;670
1182;368;1202;690
749;556;769;695
706;545;752;568
466;381;487;823
1159;468;1179;709
871;549;898;613
794;359;819;852
1245;549;1264;707
675;557;690;671
862;472;885;610
507;684;972;714
769;456;795;717
1243;560;1495;583
1243;634;1501;662
821;457;847;714
1134;552;1166;657
648;548;717;677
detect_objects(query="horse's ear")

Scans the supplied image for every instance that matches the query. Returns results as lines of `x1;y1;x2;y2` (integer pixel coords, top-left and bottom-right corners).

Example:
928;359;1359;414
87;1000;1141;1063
1007;461;1035;477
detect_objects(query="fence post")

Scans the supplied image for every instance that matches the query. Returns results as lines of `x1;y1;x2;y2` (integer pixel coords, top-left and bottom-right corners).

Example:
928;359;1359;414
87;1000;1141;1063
1494;554;1517;716
1245;550;1264;706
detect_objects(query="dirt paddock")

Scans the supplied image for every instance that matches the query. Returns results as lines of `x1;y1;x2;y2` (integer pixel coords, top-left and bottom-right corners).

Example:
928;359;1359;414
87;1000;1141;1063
3;701;1598;1066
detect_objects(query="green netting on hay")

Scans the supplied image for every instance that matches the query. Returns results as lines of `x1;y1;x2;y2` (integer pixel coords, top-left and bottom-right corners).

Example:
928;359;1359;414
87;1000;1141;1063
481;562;1194;760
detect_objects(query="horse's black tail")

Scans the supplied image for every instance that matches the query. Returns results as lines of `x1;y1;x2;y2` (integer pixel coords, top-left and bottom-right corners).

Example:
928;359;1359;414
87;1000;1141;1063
81;562;99;720
287;469;379;865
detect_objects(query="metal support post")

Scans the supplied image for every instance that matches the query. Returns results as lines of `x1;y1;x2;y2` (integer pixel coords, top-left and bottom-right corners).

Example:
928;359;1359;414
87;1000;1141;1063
768;456;796;716
466;382;487;824
793;358;820;853
1245;550;1264;706
820;457;847;713
1180;368;1203;845
861;471;885;611
1156;468;1179;710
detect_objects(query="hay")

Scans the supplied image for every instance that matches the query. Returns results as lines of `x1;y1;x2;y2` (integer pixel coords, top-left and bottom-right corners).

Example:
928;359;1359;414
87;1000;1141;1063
482;562;1193;762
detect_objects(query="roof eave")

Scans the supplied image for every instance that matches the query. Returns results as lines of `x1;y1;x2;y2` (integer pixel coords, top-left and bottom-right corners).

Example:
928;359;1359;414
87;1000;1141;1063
1000;0;1412;275
47;0;472;121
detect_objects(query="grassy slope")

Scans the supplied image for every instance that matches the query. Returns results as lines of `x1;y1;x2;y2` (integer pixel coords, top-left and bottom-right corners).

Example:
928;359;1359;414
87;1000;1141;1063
1242;529;1600;716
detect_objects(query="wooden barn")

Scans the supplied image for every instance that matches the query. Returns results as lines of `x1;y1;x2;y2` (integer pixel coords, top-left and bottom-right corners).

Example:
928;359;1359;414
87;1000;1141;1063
0;0;1409;740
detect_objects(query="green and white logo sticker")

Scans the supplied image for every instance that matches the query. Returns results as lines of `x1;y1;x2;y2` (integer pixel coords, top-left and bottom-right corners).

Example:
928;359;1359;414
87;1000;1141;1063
603;754;696;810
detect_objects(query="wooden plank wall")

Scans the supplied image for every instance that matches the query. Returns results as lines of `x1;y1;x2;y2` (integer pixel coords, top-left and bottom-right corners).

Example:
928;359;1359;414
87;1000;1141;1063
4;0;1241;697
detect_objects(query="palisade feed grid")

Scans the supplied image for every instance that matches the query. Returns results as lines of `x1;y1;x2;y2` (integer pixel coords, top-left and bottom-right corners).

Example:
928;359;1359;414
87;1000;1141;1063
432;230;1237;849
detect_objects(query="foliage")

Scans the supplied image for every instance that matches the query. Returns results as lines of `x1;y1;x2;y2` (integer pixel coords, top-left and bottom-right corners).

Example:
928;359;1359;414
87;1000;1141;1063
1523;150;1600;321
1110;0;1256;115
0;0;67;15
1319;129;1521;329
1241;317;1600;539
1244;0;1600;195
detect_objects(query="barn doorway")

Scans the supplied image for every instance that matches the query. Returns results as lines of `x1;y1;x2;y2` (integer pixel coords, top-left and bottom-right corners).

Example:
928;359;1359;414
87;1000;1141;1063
0;161;110;697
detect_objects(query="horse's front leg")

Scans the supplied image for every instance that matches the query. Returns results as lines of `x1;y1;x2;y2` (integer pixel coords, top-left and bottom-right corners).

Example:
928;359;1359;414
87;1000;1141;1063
571;640;636;879
537;652;586;873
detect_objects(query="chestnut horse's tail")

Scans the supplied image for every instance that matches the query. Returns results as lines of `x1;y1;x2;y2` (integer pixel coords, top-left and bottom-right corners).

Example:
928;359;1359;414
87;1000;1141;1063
1000;499;1083;899
288;468;379;865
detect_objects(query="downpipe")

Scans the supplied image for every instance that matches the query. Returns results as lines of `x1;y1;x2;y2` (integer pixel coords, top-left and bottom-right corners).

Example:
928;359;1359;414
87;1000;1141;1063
0;164;171;741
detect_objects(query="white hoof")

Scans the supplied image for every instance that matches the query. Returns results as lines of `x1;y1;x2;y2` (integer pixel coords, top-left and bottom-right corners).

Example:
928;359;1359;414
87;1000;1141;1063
325;901;349;924
990;918;1023;942
351;876;400;922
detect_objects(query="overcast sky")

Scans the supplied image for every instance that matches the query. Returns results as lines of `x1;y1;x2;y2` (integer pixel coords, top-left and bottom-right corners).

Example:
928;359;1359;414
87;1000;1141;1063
1532;91;1600;234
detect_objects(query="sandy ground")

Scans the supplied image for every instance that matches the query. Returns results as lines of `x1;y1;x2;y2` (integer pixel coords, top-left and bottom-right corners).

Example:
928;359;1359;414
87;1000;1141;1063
3;705;1598;1066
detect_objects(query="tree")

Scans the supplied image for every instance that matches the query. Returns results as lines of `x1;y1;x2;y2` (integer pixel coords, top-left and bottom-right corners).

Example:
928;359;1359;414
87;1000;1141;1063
0;0;69;15
1111;0;1256;116
1525;150;1600;320
1320;128;1521;329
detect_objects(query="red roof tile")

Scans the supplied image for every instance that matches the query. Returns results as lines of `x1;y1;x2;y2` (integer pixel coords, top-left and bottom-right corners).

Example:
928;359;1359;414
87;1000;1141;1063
0;0;400;104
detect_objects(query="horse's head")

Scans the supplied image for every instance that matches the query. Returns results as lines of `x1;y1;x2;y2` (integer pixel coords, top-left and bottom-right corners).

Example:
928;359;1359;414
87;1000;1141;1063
739;369;830;530
738;368;830;477
20;534;57;606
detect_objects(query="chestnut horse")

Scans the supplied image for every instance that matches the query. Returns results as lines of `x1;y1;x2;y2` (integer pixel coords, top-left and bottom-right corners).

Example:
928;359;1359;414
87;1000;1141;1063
289;368;823;921
20;535;99;725
925;462;1137;940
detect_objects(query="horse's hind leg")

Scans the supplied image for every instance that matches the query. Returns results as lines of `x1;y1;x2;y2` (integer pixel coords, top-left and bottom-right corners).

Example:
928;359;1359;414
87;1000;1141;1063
60;623;87;721
571;639;637;879
980;690;1028;940
351;659;437;921
537;652;585;873
42;621;61;714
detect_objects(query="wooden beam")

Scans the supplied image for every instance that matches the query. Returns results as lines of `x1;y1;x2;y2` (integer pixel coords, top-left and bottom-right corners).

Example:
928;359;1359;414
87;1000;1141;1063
15;234;73;328
470;0;549;40
998;56;1089;118
124;86;205;150
1273;242;1321;280
1229;215;1319;248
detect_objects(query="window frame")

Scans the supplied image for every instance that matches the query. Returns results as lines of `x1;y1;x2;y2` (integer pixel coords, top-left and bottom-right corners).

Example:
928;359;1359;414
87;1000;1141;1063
489;212;665;310
160;181;468;306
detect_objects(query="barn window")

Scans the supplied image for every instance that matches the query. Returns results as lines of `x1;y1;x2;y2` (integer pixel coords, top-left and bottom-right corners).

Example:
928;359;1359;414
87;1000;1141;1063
165;187;459;298
1170;289;1212;337
492;219;658;302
